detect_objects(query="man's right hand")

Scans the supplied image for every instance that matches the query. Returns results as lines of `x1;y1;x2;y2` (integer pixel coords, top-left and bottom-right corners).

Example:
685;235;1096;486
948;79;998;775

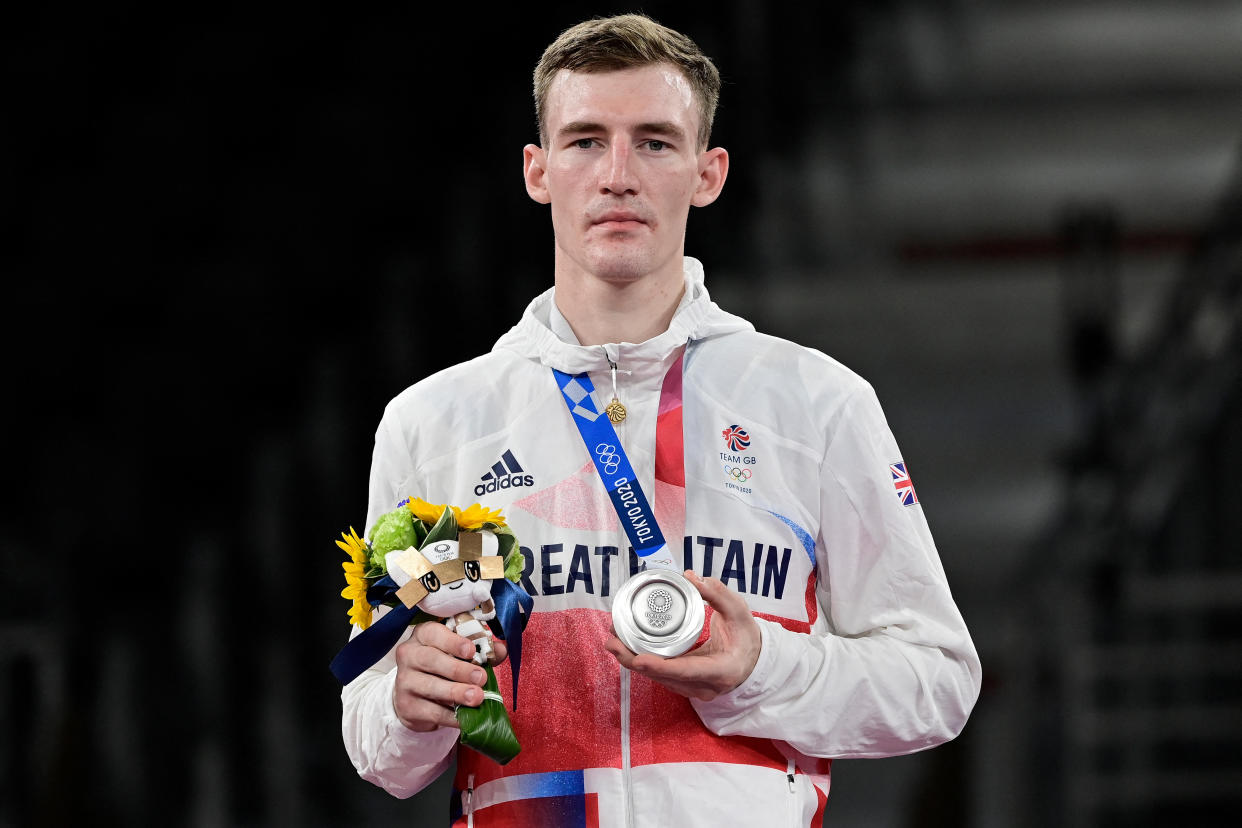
391;622;508;732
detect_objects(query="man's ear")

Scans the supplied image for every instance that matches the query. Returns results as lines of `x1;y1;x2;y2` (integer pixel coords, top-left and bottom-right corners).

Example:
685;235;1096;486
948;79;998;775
523;144;551;204
691;147;729;208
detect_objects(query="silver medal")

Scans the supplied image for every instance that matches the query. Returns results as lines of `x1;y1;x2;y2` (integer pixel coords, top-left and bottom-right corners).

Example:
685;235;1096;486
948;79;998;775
611;569;706;657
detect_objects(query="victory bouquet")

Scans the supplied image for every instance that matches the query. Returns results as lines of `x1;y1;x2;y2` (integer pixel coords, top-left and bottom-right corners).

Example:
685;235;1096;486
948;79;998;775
330;497;532;765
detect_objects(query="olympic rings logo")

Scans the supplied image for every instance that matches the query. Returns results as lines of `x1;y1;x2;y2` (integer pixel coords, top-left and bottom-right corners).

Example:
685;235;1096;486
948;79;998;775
725;466;752;482
595;442;621;474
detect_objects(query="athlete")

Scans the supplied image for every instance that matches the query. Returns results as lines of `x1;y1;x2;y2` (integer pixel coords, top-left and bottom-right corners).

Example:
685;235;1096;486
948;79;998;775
341;14;980;826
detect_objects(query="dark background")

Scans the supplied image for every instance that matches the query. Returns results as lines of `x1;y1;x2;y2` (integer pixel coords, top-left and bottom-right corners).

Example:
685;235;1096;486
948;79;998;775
5;2;1241;826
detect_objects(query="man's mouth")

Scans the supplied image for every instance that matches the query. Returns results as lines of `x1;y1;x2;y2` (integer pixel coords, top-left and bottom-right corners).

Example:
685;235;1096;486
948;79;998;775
592;210;646;229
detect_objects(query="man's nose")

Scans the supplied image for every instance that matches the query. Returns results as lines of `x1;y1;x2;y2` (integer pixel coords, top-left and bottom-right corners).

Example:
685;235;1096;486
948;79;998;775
601;143;639;195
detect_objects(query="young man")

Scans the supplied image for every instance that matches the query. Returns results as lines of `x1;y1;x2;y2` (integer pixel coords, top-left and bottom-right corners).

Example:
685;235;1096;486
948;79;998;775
342;14;980;826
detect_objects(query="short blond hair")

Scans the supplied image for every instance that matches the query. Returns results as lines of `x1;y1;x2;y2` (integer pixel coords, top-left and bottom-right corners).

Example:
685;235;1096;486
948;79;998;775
533;13;721;149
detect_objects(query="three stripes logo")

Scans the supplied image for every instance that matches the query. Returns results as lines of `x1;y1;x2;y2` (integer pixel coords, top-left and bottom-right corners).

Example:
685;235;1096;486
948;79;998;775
474;449;535;496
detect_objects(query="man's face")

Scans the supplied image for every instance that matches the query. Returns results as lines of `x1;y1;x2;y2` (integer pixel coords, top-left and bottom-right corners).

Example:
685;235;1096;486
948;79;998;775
524;64;727;285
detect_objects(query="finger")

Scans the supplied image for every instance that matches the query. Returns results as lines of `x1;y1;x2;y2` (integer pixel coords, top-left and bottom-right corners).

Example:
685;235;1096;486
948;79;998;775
396;664;487;710
608;639;734;700
603;634;639;669
491;638;509;664
392;691;462;731
399;643;489;687
628;650;716;681
631;635;756;696
685;571;750;623
413;620;478;661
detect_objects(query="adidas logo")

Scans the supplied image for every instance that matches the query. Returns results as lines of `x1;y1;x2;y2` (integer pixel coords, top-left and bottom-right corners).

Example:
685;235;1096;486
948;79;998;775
474;449;535;497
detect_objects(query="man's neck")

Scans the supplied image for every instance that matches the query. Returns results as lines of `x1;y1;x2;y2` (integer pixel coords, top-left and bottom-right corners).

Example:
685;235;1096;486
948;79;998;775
554;265;685;346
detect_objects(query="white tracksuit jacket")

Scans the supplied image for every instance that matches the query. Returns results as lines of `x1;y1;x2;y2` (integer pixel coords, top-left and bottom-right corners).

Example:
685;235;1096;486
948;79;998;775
341;257;981;827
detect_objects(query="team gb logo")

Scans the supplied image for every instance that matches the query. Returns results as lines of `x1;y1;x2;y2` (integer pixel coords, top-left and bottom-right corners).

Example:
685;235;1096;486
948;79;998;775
722;424;750;452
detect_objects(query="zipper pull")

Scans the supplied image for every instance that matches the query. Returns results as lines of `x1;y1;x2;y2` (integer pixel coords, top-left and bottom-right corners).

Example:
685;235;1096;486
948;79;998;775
604;350;628;424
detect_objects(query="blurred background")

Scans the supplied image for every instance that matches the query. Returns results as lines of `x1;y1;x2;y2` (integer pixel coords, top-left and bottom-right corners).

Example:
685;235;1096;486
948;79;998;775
4;1;1241;825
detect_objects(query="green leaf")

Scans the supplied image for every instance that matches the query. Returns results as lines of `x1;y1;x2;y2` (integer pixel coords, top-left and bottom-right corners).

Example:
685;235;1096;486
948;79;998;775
421;506;459;546
483;524;524;583
455;663;521;765
504;550;525;584
495;532;516;561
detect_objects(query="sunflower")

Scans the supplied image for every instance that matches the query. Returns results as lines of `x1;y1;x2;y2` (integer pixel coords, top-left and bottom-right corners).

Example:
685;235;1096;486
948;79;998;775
337;527;373;629
454;503;506;530
405;497;448;524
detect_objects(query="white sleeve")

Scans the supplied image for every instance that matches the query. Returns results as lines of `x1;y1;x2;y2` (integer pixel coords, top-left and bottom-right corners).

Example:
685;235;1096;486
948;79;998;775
339;406;460;796
693;385;981;757
364;404;415;533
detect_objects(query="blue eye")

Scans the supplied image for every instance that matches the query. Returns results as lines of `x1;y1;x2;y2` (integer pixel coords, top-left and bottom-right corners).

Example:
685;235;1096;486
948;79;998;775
647;140;667;151
574;138;595;149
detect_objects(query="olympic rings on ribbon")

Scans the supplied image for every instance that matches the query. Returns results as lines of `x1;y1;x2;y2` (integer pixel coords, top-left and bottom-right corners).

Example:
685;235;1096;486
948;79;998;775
595;442;622;475
724;466;752;482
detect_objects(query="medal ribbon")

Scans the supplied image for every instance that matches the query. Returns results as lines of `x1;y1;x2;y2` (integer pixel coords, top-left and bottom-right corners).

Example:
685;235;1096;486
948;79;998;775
553;359;681;572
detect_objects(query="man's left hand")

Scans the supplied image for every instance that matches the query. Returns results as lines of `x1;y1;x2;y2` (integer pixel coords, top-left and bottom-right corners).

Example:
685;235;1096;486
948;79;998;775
605;570;762;701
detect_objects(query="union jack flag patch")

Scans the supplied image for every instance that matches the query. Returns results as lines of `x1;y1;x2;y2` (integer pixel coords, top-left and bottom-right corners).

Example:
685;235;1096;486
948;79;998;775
890;461;919;506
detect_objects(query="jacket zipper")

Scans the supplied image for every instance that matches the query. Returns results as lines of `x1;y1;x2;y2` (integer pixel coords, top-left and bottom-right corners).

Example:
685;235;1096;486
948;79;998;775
465;773;475;828
785;759;798;826
603;349;638;828
621;666;634;828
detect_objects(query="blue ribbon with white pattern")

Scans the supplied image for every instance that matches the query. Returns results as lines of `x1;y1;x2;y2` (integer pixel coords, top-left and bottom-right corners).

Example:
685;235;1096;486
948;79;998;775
552;369;676;572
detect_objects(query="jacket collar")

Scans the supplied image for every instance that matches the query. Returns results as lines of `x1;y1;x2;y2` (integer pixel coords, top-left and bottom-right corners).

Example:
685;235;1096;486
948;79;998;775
493;257;753;375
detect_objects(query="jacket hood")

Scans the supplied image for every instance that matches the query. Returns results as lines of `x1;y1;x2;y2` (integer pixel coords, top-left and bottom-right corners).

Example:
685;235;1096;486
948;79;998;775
492;257;753;374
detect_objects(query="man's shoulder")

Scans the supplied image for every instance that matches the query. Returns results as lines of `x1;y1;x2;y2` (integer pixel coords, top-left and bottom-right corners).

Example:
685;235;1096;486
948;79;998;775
382;349;535;419
697;328;872;396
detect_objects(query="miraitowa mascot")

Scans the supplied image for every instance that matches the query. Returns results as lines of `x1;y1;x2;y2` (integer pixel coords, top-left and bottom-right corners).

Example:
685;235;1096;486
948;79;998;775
330;501;530;765
386;535;503;666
